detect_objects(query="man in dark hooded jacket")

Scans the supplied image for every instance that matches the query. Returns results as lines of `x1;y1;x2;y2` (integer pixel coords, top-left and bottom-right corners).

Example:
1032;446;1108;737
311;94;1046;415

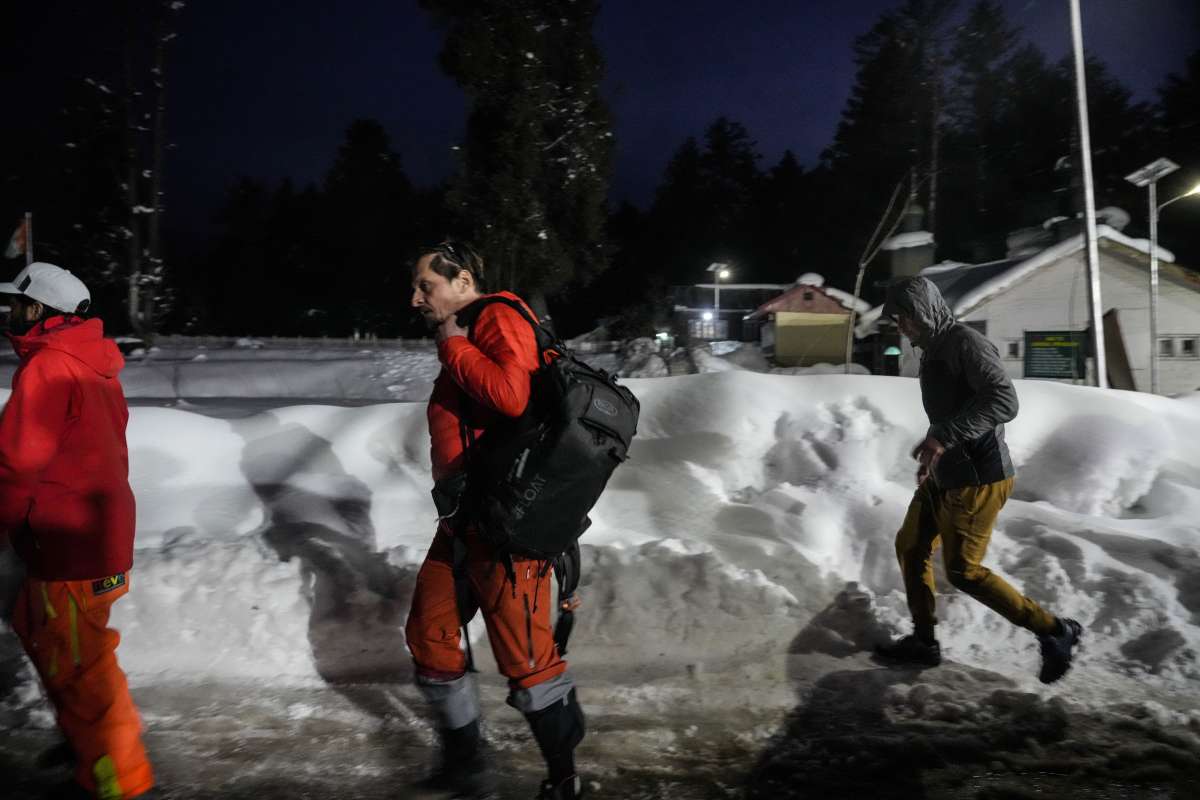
875;275;1083;684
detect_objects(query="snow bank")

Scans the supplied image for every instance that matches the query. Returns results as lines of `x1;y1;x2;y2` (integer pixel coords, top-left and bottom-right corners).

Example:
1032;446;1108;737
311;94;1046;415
1;372;1198;720
0;345;445;403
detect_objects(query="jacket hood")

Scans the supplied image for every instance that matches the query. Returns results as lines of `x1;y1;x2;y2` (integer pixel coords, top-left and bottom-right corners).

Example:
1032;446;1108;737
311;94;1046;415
8;316;125;377
882;276;955;346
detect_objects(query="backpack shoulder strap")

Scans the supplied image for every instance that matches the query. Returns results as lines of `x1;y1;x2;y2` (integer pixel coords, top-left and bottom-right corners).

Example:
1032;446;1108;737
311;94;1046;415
458;295;563;359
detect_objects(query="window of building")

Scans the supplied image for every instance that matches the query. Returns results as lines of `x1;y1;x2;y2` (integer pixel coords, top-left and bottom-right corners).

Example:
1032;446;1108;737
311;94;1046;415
1182;338;1198;358
1159;338;1175;358
688;317;727;340
965;320;987;336
803;290;814;301
1007;341;1020;359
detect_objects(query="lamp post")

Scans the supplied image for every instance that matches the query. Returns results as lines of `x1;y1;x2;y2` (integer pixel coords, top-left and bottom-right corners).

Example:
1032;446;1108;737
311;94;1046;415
1125;158;1200;394
707;262;731;337
1068;0;1107;389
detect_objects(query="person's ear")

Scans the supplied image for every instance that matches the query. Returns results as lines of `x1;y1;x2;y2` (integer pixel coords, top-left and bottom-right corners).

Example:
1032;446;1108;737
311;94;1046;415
26;301;44;321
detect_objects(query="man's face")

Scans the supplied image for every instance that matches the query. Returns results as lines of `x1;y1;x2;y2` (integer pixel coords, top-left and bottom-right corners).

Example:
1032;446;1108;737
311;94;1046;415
4;296;42;334
411;254;476;325
895;312;923;342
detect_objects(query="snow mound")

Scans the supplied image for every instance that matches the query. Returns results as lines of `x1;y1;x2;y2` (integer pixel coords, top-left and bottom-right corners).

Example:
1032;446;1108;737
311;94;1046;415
1;371;1198;727
618;337;669;378
1014;412;1171;516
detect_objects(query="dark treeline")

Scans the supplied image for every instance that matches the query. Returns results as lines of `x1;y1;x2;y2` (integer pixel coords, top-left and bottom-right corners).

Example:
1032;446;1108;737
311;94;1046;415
1;1;1197;339
594;0;1200;339
170;120;451;338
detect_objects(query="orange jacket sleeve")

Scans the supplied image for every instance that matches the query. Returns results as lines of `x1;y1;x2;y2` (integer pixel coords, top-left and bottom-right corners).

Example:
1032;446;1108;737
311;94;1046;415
0;352;76;533
438;302;540;418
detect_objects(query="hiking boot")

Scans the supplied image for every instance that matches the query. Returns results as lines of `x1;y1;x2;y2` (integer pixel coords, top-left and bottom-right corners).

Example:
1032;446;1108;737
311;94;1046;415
42;778;161;800
413;720;499;799
35;741;75;770
414;758;499;799
525;687;586;793
537;774;584;799
1038;618;1083;684
41;781;88;800
875;634;942;667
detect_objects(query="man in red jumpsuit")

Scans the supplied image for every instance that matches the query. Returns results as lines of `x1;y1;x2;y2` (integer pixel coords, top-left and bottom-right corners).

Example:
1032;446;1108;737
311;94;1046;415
0;262;154;799
406;241;585;800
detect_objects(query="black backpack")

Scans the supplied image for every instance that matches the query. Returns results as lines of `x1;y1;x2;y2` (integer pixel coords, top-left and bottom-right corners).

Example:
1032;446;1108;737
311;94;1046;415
455;296;640;560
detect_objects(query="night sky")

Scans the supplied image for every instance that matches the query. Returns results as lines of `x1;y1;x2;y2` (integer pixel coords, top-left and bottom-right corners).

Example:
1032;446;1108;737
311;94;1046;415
5;0;1199;231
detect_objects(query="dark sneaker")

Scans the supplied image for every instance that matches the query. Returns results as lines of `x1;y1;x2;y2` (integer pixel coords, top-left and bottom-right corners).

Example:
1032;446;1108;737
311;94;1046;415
1038;618;1083;684
874;634;942;667
537;775;584;799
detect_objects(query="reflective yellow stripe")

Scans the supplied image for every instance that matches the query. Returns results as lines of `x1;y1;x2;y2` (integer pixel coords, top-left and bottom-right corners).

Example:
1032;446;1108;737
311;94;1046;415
40;584;58;619
93;754;124;800
68;594;81;667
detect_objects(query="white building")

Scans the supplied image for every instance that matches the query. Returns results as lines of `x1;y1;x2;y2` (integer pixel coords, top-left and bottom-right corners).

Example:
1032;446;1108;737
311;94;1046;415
860;221;1200;395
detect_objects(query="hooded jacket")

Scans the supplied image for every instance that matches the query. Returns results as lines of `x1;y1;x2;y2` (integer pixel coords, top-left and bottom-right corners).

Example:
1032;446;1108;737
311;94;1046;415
883;276;1018;490
427;292;541;483
0;316;136;580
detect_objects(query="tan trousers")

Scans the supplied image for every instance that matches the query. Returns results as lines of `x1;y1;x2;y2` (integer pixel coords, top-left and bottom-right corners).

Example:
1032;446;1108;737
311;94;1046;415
894;477;1057;638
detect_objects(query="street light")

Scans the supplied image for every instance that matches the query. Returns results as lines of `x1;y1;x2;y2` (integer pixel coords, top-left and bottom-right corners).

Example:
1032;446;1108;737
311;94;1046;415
707;262;731;337
1125;158;1200;393
1161;182;1200;212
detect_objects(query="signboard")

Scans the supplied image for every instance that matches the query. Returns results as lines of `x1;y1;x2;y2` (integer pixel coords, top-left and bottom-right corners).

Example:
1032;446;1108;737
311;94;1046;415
1024;331;1087;379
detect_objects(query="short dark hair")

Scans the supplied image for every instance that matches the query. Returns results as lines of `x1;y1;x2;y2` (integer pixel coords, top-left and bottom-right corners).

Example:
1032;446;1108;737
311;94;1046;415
415;239;488;293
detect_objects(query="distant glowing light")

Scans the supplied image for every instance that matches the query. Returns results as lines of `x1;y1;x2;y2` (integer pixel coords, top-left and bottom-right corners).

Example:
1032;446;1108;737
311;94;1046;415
702;311;713;322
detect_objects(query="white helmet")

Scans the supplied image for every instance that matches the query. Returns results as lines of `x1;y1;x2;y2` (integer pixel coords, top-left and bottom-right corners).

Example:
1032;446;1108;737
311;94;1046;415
0;262;91;314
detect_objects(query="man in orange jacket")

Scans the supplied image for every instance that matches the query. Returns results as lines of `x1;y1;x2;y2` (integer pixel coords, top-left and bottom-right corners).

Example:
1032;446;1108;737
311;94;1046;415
0;262;154;799
406;241;585;800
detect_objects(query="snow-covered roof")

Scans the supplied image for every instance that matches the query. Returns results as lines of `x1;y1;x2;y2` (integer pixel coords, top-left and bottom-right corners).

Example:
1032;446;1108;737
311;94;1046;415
822;285;872;314
694;283;791;290
856;225;1185;339
792;273;870;313
952;225;1176;318
745;280;868;319
881;231;934;251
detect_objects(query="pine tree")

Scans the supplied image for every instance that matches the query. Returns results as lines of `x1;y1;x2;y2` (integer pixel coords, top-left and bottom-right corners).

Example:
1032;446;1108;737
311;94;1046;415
1155;50;1200;265
419;0;614;317
322;119;417;335
943;0;1022;255
119;0;184;339
642;119;765;286
822;0;958;271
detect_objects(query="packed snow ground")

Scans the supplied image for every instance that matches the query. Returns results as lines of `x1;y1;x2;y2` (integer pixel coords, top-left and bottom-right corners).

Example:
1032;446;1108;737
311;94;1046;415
3;365;1200;798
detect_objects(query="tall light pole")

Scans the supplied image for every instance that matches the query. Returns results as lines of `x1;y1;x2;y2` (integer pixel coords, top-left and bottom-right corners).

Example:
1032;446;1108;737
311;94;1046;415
707;262;731;336
1125;158;1180;394
1068;0;1107;388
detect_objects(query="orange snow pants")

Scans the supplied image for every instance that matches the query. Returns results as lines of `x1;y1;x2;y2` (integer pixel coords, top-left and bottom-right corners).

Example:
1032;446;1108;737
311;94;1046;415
405;524;567;691
11;574;154;799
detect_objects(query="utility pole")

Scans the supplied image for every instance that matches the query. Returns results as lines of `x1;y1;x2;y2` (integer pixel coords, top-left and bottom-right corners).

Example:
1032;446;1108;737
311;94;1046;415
1068;0;1107;388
